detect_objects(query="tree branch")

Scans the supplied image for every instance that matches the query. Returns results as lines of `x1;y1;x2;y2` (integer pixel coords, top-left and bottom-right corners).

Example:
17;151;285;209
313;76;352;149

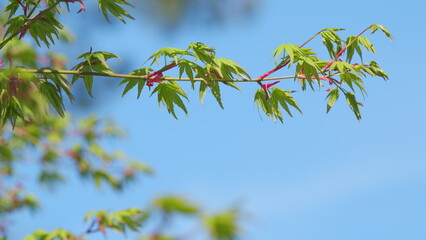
1;68;299;83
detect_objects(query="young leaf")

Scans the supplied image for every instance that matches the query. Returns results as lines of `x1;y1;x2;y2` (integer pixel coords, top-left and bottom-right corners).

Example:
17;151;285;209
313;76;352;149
321;30;343;59
254;89;275;121
199;81;208;104
270;87;302;117
98;0;135;23
357;36;376;54
345;92;362;120
330;61;358;74
150;82;188;119
206;80;224;109
82;75;94;97
39;81;66;117
187;42;216;64
39;68;74;102
148;47;187;66
326;88;339;113
3;1;20;20
370;24;393;40
28;11;64;48
213;58;250;79
295;55;321;90
340;73;367;96
273;43;300;65
119;68;152;98
3;15;26;39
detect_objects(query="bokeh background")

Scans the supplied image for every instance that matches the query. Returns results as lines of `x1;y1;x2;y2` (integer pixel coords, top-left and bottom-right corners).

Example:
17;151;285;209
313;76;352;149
8;0;426;239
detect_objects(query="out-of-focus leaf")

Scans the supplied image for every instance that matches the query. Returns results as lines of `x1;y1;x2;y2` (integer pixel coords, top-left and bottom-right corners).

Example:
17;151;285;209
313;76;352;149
153;196;199;215
203;210;240;240
98;0;135;23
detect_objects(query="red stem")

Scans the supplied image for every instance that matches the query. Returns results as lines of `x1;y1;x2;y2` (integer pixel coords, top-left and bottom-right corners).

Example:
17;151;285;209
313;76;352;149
258;63;288;80
258;28;329;81
146;62;178;78
321;26;371;72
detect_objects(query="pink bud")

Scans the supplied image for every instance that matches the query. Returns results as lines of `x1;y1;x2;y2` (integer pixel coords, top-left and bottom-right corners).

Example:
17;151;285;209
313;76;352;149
147;72;164;86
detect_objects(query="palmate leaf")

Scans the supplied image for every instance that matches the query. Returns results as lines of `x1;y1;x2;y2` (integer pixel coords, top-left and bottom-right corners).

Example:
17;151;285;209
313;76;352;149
39;68;74;102
178;59;199;88
329;61;358;74
98;0;135;23
3;15;26;39
345;92;363;120
254;89;274;120
3;1;20;20
270;87;302;117
212;58;250;80
204;60;243;91
254;88;301;122
340;73;367;97
199;80;225;109
273;43;300;65
72;51;120;97
150;82;188;119
370;24;393;40
321;29;343;59
119;68;153;98
187;42;216;64
39;81;66;117
356;61;389;80
326;88;339;113
295;55;321;90
357;36;376;54
199;81;208;104
148;47;187;65
345;36;364;63
28;11;63;48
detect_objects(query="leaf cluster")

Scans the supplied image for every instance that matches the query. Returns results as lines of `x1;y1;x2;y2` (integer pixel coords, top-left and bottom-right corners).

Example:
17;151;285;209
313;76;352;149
140;195;244;240
24;229;78;240
119;42;250;118
85;208;146;233
254;87;301;123
72;51;120;97
0;114;151;220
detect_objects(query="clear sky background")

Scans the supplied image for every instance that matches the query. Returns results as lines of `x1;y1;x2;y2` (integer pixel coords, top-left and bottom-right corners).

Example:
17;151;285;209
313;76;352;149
8;0;426;239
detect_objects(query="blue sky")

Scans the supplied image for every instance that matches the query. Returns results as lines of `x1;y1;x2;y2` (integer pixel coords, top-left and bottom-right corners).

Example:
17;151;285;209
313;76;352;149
8;0;426;239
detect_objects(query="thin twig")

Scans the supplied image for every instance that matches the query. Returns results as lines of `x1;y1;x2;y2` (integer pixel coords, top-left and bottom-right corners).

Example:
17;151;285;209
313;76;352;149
0;68;298;82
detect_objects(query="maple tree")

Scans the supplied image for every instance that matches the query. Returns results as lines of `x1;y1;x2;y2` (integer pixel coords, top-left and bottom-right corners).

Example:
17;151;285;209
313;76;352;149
0;0;392;239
